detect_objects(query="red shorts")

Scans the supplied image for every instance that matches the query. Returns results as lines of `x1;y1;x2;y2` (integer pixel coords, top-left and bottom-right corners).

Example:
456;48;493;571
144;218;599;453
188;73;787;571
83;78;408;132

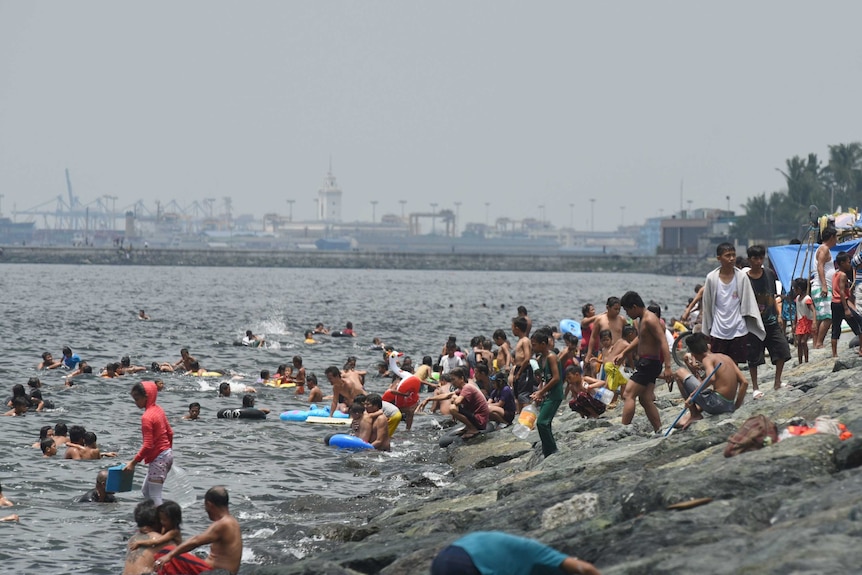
155;546;211;575
796;316;813;336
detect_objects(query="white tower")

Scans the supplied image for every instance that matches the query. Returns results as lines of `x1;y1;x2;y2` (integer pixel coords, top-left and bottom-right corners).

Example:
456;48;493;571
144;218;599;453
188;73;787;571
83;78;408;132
317;166;343;222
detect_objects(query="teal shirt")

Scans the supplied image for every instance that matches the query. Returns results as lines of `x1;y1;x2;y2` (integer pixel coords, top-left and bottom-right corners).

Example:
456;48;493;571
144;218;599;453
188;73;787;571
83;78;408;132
453;531;569;575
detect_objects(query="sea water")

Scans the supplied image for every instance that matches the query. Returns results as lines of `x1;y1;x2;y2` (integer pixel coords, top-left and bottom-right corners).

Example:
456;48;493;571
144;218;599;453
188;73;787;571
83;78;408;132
0;264;696;573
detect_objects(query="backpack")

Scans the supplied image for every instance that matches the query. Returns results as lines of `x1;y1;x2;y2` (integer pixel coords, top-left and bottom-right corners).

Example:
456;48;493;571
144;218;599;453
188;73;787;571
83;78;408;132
724;414;778;458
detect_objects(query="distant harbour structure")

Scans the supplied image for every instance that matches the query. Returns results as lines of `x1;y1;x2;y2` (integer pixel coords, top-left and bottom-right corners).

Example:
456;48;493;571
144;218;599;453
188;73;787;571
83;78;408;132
316;166;342;222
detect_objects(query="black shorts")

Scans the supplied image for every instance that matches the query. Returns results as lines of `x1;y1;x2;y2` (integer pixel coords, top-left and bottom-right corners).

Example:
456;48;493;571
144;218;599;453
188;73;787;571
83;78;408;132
747;323;791;367
629;358;662;386
709;335;749;364
831;303;862;340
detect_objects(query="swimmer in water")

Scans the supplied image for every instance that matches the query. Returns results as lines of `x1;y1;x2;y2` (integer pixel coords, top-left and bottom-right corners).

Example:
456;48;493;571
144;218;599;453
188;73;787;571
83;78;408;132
118;356;147;375
129;499;183;551
150;361;174;373
304;331;317;344
313;322;329;335
3;397;28;416
32;425;54;448
0;482;13;506
183;402;201;420
38;351;62;370
40;437;58;457
218;381;255;397
172;348;197;372
288;356;306;394
242;394;270;414
65;361;93;382
306;373;323;403
138;309;150;320
242;330;265;347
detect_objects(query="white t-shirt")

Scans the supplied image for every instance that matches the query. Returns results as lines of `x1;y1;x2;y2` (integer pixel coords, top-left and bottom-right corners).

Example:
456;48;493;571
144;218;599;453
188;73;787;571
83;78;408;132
439;354;464;374
710;275;748;339
796;294;815;321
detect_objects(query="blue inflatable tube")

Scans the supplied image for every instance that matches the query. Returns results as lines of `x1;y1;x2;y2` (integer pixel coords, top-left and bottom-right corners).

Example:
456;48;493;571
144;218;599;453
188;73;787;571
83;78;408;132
280;404;339;422
328;434;374;450
559;318;582;339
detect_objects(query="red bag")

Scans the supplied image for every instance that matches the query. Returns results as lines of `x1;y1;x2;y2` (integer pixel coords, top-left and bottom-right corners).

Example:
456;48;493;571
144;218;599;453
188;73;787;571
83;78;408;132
724;414;778;458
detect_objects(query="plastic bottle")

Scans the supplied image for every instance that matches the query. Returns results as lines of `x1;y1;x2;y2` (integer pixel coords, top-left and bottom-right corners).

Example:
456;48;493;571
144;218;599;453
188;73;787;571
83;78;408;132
164;464;196;509
591;387;614;405
512;403;539;439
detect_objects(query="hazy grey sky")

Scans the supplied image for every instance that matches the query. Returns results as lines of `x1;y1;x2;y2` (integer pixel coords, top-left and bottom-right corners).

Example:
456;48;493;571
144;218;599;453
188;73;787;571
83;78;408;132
2;1;861;231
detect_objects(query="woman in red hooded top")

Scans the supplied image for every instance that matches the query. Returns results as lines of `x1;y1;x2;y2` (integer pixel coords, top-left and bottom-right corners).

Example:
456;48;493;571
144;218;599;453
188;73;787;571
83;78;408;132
124;380;174;505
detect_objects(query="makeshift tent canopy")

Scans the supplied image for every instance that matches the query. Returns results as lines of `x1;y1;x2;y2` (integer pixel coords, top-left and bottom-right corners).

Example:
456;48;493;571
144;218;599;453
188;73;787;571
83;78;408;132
767;239;861;294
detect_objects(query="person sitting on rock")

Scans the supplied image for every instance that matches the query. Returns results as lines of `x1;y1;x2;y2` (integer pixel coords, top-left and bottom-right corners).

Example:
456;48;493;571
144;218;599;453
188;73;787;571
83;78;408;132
672;332;749;430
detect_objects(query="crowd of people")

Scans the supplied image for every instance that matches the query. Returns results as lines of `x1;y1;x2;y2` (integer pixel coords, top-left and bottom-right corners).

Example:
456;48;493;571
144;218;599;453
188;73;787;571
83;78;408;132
8;239;852;573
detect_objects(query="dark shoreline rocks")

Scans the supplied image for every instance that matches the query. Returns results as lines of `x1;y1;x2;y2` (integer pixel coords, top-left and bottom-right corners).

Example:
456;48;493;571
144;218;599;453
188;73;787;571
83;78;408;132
252;347;862;574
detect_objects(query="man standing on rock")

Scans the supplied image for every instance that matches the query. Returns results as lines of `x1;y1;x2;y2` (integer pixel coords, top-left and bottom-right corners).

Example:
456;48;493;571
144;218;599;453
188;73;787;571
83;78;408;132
613;291;672;433
812;227;838;349
585;297;626;376
673;333;749;430
745;245;791;393
700;243;765;394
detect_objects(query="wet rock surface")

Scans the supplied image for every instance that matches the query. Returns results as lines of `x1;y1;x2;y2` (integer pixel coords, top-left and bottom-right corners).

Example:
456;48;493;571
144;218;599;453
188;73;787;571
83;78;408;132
253;348;862;574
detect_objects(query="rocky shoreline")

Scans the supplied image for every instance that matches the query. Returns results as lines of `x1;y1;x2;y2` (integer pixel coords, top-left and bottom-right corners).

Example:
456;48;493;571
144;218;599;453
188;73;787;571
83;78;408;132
253;345;862;575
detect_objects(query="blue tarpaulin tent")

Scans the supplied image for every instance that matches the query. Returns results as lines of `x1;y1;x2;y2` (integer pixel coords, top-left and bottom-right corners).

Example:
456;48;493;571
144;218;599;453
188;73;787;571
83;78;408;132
767;239;861;294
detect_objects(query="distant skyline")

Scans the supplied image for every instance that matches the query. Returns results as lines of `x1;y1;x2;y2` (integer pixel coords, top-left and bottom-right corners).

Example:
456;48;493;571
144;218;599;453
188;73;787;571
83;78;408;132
2;1;861;231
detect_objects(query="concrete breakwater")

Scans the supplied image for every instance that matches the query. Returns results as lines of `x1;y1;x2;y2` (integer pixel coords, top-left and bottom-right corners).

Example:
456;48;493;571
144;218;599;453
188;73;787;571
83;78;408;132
0;245;714;276
254;347;862;575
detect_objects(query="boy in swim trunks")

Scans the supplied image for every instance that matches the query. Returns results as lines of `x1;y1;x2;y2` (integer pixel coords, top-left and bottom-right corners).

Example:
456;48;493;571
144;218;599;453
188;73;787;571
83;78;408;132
614;291;672;433
672;332;749;429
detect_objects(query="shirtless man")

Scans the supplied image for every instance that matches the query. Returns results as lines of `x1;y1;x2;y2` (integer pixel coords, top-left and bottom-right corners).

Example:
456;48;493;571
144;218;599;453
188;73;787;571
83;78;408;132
358;394;391;451
341;356;367;388
509;316;533;412
614;291;672;433
517;305;532;337
65;426;87;460
153;486;243;575
306;374;324;403
38;351;62;370
118;356;147;375
172;348;197;372
326;366;360;414
585;296;626;373
313;322;329;335
68;431;117;460
53;423;70;447
123;500;163;575
672;332;749;429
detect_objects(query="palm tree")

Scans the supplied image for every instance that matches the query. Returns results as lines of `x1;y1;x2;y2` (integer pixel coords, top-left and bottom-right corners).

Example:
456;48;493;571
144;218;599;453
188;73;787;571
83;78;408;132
826;142;862;210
